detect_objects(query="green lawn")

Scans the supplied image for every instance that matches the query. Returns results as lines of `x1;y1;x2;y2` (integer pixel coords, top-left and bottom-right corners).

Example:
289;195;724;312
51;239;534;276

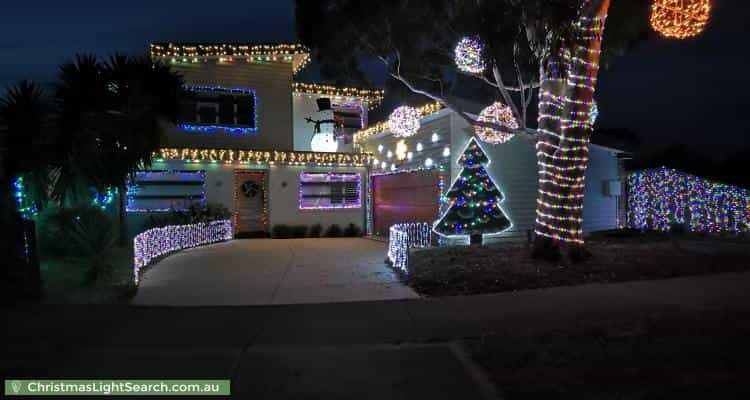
40;246;136;304
467;309;750;399
406;230;750;297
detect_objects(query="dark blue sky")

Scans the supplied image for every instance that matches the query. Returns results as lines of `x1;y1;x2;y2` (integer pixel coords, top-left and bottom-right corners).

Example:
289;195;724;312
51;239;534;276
2;0;747;158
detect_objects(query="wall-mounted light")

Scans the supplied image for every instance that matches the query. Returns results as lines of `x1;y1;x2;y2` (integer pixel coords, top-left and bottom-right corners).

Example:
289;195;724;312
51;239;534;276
416;142;423;152
431;132;439;142
390;164;396;171
425;158;433;167
381;161;387;169
386;150;393;159
378;144;384;153
407;152;413;161
443;147;450;157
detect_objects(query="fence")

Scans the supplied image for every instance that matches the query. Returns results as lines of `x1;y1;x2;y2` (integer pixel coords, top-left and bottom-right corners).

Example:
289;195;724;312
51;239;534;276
133;220;233;284
627;167;750;233
387;222;432;272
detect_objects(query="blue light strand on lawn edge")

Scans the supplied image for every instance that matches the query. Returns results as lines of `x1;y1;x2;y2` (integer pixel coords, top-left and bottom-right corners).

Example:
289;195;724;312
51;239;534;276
387;222;431;272
133;220;232;284
627;167;750;234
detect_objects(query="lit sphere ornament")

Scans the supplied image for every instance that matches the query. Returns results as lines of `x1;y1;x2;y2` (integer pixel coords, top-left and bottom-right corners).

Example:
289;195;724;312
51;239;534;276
474;101;519;145
651;0;710;39
388;106;421;138
454;36;485;74
310;132;338;152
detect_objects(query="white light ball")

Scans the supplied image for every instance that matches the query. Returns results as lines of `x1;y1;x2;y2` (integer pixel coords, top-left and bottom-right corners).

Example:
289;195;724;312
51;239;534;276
475;101;519;145
388;106;421;138
454;36;485;74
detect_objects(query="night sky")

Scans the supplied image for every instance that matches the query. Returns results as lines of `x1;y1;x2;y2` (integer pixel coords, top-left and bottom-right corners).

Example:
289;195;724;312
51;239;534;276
2;0;748;158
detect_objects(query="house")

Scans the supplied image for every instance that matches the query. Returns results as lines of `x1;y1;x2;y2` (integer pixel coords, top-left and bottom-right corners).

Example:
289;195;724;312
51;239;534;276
126;43;382;236
354;103;627;244
130;41;625;243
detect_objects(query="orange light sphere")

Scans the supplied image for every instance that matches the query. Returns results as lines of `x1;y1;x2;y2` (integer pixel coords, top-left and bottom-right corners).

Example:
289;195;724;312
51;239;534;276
651;0;711;39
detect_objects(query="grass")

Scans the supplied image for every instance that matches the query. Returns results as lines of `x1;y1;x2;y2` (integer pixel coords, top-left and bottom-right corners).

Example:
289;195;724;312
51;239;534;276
466;309;750;400
405;230;750;297
40;245;137;304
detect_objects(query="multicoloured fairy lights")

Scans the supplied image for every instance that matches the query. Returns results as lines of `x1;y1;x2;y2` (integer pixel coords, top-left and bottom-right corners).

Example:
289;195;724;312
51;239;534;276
533;3;608;246
388;106;421;138
150;43;311;74
650;0;711;39
12;177;38;220
627;167;750;234
387;222;432;272
454;36;486;74
292;82;384;109
155;148;373;166
475;101;519;145
133;220;233;284
433;138;512;243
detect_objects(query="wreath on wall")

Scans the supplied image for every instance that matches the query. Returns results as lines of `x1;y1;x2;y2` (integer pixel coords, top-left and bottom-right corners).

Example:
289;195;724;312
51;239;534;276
241;180;262;198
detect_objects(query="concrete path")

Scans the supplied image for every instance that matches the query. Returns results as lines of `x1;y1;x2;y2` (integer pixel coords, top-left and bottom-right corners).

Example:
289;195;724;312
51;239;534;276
5;271;750;399
132;238;418;306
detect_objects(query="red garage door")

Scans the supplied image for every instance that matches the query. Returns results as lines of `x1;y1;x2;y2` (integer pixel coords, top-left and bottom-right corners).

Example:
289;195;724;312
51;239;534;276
372;170;440;237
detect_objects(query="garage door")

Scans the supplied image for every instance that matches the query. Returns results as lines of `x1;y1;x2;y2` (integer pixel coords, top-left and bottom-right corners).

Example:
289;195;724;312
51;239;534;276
372;170;440;236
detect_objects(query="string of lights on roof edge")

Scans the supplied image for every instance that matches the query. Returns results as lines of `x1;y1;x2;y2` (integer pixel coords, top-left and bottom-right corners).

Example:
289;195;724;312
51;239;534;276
149;42;311;73
154;148;374;166
292;82;384;107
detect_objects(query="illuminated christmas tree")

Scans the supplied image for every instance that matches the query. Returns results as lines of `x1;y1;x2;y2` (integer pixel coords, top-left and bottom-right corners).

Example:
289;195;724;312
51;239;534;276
434;138;511;243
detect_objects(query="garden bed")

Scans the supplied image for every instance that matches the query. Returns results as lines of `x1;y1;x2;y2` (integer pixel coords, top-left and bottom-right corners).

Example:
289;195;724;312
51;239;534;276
405;230;750;297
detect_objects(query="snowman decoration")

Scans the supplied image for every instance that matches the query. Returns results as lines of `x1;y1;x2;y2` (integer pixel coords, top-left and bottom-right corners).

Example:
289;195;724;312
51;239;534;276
306;98;339;153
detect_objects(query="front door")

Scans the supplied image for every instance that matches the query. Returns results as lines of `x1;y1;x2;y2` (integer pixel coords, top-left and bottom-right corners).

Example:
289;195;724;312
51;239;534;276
234;171;267;236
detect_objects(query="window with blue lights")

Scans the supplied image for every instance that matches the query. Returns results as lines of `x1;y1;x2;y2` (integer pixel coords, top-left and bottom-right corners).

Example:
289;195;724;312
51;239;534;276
178;85;257;134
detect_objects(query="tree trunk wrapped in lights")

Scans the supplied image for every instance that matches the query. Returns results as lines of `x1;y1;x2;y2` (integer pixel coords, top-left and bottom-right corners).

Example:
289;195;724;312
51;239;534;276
534;0;610;255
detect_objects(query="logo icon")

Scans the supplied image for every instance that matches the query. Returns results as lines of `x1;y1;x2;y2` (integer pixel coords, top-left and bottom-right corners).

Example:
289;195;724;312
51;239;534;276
10;381;22;394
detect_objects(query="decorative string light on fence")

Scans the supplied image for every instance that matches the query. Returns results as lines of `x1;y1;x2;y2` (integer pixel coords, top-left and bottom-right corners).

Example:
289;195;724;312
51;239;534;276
627;167;750;234
387;222;432;272
454;36;486;74
475;101;519;145
388;106;421;138
651;0;711;39
133;220;233;284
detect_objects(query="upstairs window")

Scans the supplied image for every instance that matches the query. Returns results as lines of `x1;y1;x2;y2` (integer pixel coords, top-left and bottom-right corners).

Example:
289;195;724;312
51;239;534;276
299;172;361;210
178;85;257;134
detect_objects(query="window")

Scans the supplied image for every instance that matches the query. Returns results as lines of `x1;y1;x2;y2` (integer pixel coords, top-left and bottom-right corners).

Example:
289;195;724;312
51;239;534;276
299;172;361;210
178;85;256;133
127;170;206;212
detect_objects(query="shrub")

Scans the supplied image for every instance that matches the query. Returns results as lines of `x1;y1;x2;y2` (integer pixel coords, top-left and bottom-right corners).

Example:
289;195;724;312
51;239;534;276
325;224;342;237
141;202;231;230
309;223;323;237
272;224;293;239
37;206;116;283
344;223;363;237
292;225;308;238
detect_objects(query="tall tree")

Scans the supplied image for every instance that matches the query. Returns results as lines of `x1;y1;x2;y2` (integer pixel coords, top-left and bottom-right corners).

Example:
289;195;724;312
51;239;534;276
0;81;55;298
296;0;650;258
55;54;183;245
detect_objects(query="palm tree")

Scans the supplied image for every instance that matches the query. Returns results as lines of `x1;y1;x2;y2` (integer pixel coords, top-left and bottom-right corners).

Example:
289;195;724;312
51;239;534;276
0;81;55;298
55;54;183;245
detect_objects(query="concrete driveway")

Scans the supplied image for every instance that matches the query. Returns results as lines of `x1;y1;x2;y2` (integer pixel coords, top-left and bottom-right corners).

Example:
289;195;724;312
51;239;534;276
132;238;418;306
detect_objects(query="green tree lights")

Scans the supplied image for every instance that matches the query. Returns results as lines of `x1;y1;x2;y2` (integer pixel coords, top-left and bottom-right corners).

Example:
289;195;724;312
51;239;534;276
434;138;511;243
